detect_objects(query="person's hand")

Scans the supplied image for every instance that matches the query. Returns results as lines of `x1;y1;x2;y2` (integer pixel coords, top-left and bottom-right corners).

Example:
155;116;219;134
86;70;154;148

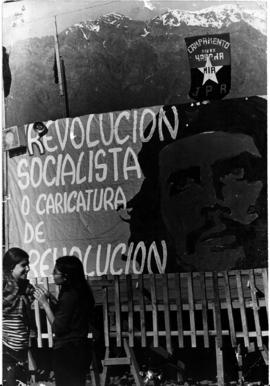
33;286;49;307
34;284;50;297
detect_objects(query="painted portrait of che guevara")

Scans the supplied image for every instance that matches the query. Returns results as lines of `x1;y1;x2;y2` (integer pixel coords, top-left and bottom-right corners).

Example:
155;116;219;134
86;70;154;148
126;96;267;273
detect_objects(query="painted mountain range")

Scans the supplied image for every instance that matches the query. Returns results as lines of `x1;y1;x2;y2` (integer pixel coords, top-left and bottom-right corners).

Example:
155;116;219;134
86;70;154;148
5;3;266;127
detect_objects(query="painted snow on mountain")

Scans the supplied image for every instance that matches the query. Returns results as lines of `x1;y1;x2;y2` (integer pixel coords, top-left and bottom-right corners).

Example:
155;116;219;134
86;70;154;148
65;4;266;38
100;12;131;26
66;12;148;39
141;27;150;37
139;0;156;11
67;21;99;35
156;4;266;35
66;12;133;35
241;8;266;35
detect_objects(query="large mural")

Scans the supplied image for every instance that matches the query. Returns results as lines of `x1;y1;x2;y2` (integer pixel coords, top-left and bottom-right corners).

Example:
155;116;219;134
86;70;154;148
6;96;267;277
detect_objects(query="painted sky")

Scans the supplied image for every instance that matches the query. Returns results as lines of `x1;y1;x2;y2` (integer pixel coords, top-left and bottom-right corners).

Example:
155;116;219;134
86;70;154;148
2;0;266;45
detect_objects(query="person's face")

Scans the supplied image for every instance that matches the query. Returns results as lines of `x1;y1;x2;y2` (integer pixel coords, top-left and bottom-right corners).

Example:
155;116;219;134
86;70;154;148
53;265;66;285
12;259;30;281
159;131;264;271
5;132;14;147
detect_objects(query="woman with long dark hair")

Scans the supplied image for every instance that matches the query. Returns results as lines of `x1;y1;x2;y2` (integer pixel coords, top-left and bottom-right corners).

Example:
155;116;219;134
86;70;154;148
34;256;95;386
3;247;35;386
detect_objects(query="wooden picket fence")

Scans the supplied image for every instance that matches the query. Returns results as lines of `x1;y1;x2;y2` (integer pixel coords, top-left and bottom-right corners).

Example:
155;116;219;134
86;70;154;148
30;268;268;386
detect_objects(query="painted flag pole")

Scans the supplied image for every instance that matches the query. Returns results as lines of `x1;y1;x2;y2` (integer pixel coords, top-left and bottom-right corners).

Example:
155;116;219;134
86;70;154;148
61;57;70;117
54;16;64;97
54;16;70;117
2;70;10;250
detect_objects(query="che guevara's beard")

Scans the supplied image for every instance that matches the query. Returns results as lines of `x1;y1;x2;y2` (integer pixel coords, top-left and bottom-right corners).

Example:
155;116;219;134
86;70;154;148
186;216;256;255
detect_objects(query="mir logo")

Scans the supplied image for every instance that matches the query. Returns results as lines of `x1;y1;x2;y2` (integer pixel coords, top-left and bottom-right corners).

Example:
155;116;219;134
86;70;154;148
204;66;216;74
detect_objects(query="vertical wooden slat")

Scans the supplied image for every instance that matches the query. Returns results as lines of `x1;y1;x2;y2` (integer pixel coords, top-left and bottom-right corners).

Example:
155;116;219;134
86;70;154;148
223;271;236;347
215;336;224;386
262;268;268;315
123;339;144;386
187;272;196;347
33;278;42;348
114;275;122;347
199;272;209;348
43;277;53;347
100;347;110;386
150;274;159;347
138;275;147;347
126;275;134;347
163;275;172;353
103;285;110;347
248;270;262;348
236;271;249;347
175;273;184;347
213;272;222;348
90;348;101;386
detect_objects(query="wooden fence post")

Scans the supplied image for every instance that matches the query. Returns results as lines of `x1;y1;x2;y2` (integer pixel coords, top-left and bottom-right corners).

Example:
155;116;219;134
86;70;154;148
215;336;224;386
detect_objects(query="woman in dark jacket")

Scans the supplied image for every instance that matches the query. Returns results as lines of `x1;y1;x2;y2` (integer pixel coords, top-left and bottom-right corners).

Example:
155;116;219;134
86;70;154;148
34;256;95;386
3;247;35;386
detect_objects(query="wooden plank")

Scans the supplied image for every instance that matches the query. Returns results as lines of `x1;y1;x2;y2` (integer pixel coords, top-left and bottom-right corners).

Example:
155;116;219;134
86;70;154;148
262;268;268;315
90;348;101;386
86;270;266;306
163;274;172;353
126;275;134;347
43;277;53;347
150;275;159;347
104;358;131;366
215;336;224;386
100;347;110;386
175;273;184;347
248;269;263;348
235;344;244;384
187;272;196;347
110;298;267;314
199;272;209;348
103;285;110;347
123;339;144;386
79;329;270;339
138;275;147;347
114;275;122;347
33;278;42;348
213;272;222;348
223;271;236;347
260;344;269;365
236;271;249;347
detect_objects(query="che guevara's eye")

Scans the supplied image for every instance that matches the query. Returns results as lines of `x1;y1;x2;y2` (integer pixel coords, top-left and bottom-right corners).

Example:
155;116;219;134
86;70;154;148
220;167;245;181
169;177;192;195
230;167;244;178
168;167;200;196
214;153;264;184
212;153;264;200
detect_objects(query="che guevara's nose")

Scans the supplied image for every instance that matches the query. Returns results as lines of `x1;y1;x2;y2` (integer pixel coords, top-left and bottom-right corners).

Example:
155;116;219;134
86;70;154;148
200;169;231;216
201;204;231;218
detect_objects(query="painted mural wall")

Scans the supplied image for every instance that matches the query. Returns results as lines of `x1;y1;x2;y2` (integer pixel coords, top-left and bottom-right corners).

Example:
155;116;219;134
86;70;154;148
3;2;267;127
7;96;267;277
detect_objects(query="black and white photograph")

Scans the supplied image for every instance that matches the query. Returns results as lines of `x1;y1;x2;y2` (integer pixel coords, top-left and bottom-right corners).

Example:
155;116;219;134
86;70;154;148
2;1;268;385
